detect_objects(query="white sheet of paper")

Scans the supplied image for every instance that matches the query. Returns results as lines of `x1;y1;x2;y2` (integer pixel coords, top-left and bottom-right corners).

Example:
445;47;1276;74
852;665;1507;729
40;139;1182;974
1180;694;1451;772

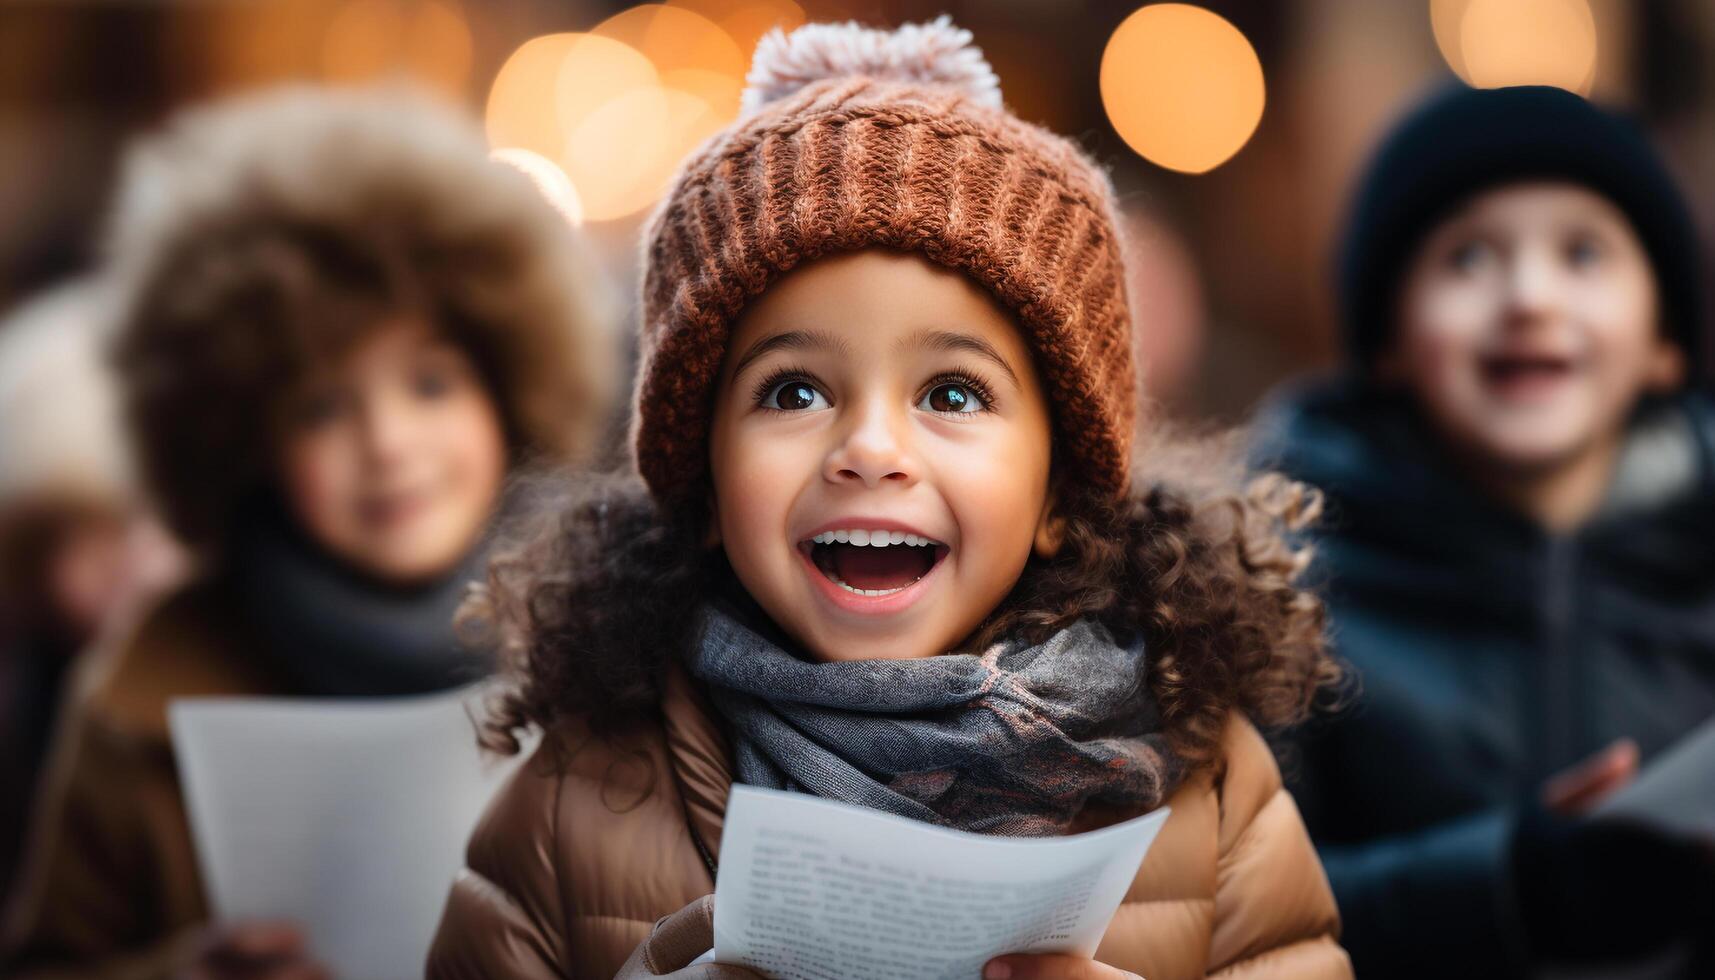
169;683;527;980
711;785;1170;980
1595;715;1715;842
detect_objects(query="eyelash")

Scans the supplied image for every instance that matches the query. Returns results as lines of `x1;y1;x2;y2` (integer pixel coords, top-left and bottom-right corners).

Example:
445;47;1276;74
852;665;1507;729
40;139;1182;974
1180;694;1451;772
747;367;1000;413
750;364;822;409
924;371;997;413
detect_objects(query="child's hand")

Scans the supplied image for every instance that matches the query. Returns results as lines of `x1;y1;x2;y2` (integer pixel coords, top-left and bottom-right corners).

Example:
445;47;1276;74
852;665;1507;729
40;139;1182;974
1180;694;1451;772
982;954;1143;980
179;921;329;980
616;895;762;978
1541;737;1638;815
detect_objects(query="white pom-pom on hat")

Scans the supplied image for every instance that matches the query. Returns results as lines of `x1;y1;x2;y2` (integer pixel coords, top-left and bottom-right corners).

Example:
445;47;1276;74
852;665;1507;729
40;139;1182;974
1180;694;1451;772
741;15;1002;114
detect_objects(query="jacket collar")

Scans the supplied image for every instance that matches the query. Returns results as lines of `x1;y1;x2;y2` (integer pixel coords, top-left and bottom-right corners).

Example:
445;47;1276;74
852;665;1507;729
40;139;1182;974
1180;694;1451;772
79;580;282;745
661;665;733;864
1260;377;1715;552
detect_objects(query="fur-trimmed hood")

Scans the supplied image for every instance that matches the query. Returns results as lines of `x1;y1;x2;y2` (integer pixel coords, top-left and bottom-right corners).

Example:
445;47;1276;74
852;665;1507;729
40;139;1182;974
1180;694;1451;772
106;85;619;552
0;278;130;507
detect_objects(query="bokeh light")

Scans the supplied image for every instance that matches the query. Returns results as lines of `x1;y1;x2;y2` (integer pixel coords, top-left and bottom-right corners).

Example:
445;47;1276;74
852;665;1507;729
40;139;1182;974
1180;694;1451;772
567;86;727;221
1429;0;1474;80
668;0;808;70
486;3;767;223
486;32;658;222
488;34;590;162
591;4;747;118
594;5;745;77
1431;0;1597;94
549;34;661;143
321;0;474;96
1100;4;1266;175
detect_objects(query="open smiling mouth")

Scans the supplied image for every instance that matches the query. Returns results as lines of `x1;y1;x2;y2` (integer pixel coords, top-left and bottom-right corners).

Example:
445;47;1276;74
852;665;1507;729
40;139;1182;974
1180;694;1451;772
1479;352;1577;390
800;530;949;597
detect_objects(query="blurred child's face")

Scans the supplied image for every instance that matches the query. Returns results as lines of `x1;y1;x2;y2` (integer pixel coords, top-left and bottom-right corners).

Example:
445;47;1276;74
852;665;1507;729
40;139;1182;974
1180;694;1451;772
2;502;182;644
1387;181;1684;473
276;316;508;585
40;513;130;638
47;512;182;641
709;250;1059;662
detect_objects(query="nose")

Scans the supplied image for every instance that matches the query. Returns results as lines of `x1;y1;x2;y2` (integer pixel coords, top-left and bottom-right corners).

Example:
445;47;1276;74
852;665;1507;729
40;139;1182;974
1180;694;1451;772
357;390;417;468
1503;245;1563;325
823;397;917;489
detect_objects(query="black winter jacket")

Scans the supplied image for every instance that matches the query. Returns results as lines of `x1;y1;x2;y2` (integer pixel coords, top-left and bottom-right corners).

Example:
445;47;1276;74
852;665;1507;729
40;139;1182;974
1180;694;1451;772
1255;378;1715;978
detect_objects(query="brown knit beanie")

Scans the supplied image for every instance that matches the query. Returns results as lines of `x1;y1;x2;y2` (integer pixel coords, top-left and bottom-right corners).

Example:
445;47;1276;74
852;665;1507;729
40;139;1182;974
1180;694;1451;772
635;16;1134;506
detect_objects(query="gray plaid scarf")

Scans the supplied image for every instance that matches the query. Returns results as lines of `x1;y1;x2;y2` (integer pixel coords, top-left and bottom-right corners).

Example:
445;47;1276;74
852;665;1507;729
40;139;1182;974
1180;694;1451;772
688;606;1187;836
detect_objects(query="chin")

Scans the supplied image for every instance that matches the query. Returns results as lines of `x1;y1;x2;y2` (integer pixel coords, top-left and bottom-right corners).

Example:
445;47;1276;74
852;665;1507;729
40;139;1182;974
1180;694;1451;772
794;622;951;663
806;648;924;663
1470;425;1598;474
354;546;465;586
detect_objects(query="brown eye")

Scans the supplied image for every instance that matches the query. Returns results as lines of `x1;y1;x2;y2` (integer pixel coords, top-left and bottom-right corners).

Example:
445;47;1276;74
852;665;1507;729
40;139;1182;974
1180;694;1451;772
921;383;982;414
764;380;827;411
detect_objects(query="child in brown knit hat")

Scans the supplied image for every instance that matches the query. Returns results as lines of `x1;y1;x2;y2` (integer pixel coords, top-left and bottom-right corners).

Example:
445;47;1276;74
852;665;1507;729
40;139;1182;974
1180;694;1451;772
432;18;1349;980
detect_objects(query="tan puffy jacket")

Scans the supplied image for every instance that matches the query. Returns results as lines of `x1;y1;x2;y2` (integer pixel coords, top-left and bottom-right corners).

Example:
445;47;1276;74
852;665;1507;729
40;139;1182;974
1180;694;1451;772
428;669;1351;980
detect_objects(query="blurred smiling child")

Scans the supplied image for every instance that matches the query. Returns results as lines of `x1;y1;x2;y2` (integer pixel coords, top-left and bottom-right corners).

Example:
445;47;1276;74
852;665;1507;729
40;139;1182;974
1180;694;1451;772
1259;84;1715;977
429;19;1350;980
1;87;614;980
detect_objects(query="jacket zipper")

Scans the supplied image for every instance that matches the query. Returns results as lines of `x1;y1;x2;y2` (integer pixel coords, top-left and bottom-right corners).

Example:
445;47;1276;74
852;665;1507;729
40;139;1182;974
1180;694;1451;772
681;796;719;881
1539;535;1579;776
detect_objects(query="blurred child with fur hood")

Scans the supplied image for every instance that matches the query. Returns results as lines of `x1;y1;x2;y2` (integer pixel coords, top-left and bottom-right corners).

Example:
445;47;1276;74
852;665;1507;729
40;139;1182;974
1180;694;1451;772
1;86;616;980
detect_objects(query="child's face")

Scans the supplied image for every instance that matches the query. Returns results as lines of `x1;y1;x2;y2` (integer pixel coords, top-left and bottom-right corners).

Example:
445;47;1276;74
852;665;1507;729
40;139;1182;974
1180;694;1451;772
276;316;508;584
708;250;1059;663
47;511;181;641
1387;181;1685;473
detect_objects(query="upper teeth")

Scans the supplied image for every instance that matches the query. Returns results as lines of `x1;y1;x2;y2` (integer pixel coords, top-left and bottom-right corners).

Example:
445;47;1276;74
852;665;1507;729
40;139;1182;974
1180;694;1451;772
810;529;939;547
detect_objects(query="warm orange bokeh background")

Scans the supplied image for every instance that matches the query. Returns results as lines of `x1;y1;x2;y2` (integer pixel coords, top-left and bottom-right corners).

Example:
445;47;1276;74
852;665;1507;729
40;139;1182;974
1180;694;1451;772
1;0;1711;418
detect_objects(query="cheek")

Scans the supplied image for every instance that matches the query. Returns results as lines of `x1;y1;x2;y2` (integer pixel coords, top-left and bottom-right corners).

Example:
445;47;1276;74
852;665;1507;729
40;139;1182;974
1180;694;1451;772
933;419;1051;550
712;421;812;564
280;434;358;532
1578;278;1661;385
440;394;510;496
1406;288;1489;362
1396;293;1493;411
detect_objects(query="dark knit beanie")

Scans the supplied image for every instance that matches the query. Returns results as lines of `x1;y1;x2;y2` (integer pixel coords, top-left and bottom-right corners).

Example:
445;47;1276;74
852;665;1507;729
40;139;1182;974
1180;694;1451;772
633;18;1135;507
1338;83;1704;372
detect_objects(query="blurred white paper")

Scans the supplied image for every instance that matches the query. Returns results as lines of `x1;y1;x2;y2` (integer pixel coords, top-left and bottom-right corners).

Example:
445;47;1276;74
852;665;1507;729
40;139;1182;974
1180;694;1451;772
169;683;527;980
1595;715;1715;842
712;785;1169;980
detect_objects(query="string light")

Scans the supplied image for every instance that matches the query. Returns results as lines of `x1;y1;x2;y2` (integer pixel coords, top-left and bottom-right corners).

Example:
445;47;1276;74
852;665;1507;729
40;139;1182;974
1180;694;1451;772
667;0;807;71
1433;0;1597;94
592;4;748;119
486;2;811;222
1099;4;1265;175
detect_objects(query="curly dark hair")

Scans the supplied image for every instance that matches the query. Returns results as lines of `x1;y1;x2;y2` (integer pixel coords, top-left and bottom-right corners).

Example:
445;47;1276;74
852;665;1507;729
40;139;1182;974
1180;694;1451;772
108;86;615;556
469;426;1341;770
